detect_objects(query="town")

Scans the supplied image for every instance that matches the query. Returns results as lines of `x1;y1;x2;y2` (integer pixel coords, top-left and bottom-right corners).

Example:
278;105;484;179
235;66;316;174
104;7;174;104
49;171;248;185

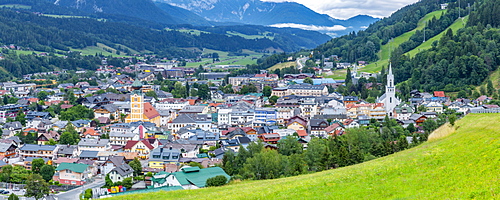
0;54;495;199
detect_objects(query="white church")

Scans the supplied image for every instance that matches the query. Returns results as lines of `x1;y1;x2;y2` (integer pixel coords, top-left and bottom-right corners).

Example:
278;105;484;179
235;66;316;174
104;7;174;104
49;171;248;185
376;63;401;117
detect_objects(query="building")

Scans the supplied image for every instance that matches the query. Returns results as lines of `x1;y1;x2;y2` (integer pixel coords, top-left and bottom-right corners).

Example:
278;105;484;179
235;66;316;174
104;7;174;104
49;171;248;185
19;144;57;159
109;164;134;183
54;163;93;185
125;93;161;126
78;139;111;152
271;84;328;97
148;146;181;169
377;64;400;117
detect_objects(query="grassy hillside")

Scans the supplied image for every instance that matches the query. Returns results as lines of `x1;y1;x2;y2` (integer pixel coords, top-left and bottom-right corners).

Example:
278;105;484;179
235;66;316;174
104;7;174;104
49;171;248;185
114;113;500;199
360;10;446;74
405;16;468;58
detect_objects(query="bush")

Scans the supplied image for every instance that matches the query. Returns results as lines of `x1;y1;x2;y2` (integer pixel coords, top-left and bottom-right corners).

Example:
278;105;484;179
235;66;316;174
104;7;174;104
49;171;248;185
205;175;228;187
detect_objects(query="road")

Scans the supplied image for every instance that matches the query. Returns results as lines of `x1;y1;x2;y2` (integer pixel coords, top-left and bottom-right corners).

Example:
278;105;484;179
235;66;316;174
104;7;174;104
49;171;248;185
296;57;307;70
56;178;105;200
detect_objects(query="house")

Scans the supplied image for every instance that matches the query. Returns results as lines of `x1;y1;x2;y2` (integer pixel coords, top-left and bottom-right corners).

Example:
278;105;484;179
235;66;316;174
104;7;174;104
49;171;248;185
409;114;427;125
148;146;181;169
123;140;157;160
3;122;22;132
19;144;57;159
23;157;50;170
53;163;93;185
324;123;344;136
25;111;51;120
258;133;280;144
0;142;17;158
309;119;329;136
393;103;415;121
150;167;229;189
168;114;212;133
109;164;134;183
286;116;308;131
78;139;111;152
220;127;256;141
36;131;60;145
79;150;99;160
54;157;78;166
109;131;139;146
425;102;443;113
57;145;78;158
102;155;126;175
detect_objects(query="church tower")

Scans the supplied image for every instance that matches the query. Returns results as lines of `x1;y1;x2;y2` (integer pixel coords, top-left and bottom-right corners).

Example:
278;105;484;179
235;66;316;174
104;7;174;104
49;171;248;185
385;63;398;117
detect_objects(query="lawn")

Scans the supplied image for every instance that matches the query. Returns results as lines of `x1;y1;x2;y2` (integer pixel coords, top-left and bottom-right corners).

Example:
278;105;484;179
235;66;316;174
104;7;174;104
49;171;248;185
226;31;274;40
183;49;264;68
113;113;500;200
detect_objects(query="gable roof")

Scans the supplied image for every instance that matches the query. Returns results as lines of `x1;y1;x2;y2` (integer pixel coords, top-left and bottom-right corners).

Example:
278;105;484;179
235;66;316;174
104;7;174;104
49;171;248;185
124;140;155;150
144;102;160;119
55;163;89;173
111;163;134;176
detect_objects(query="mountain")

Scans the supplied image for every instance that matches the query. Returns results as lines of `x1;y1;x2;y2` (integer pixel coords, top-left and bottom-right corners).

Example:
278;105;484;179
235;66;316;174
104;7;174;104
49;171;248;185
51;0;211;25
154;0;378;36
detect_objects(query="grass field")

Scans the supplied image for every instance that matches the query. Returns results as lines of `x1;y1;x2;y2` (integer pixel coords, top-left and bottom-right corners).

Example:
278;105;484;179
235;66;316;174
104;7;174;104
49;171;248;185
405;16;468;58
183;49;264;68
113;113;500;200
268;62;295;71
226;31;274;40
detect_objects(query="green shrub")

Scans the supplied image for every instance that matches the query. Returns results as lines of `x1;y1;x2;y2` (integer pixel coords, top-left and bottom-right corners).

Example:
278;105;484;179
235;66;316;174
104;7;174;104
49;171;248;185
206;175;228;187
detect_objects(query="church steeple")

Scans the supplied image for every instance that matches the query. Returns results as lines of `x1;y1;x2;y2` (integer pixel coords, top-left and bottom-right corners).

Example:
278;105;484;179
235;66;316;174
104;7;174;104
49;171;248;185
385;62;398;117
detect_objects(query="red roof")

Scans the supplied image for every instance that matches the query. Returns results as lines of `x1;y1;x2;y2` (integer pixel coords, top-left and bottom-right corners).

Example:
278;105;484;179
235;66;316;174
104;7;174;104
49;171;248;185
61;104;74;109
83;128;100;136
325;124;341;133
254;73;267;78
143;102;160;119
434;91;445;97
28;98;39;103
296;130;307;137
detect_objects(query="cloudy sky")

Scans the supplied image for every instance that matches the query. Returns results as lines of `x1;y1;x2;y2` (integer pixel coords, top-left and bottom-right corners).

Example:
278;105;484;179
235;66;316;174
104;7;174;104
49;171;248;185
262;0;420;19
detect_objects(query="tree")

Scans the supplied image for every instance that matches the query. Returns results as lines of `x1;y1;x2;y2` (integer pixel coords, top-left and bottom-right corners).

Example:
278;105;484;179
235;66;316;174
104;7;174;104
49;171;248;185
15;110;26;126
269;95;279;105
37;91;49;101
197;84;210;100
25;174;49;200
129;158;142;176
59;132;76;145
46;139;57;145
83;189;92;200
222;150;236;176
422;119;438;134
303;77;314;85
1;165;12;182
7;193;19;200
145;91;158;100
277;136;303;156
262;86;272;97
32;158;45;174
206;175;228;187
40;165;55;182
406;123;416;133
449;115;457;126
345;67;352;84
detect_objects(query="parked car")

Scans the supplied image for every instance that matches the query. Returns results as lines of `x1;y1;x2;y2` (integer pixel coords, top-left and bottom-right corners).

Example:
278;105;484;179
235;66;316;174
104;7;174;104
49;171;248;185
2;190;9;194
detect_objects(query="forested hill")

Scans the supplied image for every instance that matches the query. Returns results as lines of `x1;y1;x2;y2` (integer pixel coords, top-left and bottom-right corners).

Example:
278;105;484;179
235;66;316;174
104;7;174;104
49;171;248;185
0;8;328;56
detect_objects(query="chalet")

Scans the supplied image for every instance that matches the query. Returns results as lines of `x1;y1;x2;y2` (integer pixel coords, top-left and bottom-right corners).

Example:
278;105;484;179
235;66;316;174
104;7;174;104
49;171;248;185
56;145;78;158
0;142;17;158
36;131;60;145
109;164;134;183
102;155;126;175
78;139;111;152
221;127;256;141
259;133;281;144
286;116;308;131
409;114;427;125
309;119;329;136
124;140;157;159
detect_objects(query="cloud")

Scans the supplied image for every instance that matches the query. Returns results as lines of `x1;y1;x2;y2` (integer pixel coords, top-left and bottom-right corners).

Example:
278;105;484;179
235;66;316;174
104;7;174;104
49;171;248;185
269;23;347;31
261;0;419;19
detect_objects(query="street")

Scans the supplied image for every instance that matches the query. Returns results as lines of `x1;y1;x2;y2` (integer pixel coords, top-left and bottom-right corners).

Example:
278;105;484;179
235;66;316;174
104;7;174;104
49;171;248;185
56;178;105;200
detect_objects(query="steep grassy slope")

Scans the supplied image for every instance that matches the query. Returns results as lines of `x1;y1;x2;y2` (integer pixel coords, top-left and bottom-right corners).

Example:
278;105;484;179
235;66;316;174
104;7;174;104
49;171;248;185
360;10;446;73
405;16;468;58
114;113;500;199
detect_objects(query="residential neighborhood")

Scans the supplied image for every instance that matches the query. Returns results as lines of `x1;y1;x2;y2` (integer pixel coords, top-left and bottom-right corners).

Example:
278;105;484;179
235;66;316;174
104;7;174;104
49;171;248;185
0;58;493;199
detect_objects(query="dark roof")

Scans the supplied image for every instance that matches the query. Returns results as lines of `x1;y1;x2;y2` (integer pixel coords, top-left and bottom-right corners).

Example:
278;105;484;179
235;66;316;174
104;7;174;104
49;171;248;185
57;145;77;155
111;163;134;176
79;150;99;158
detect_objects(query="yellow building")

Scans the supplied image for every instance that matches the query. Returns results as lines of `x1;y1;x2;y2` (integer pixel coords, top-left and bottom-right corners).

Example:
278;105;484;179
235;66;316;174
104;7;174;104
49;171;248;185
125;93;161;126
